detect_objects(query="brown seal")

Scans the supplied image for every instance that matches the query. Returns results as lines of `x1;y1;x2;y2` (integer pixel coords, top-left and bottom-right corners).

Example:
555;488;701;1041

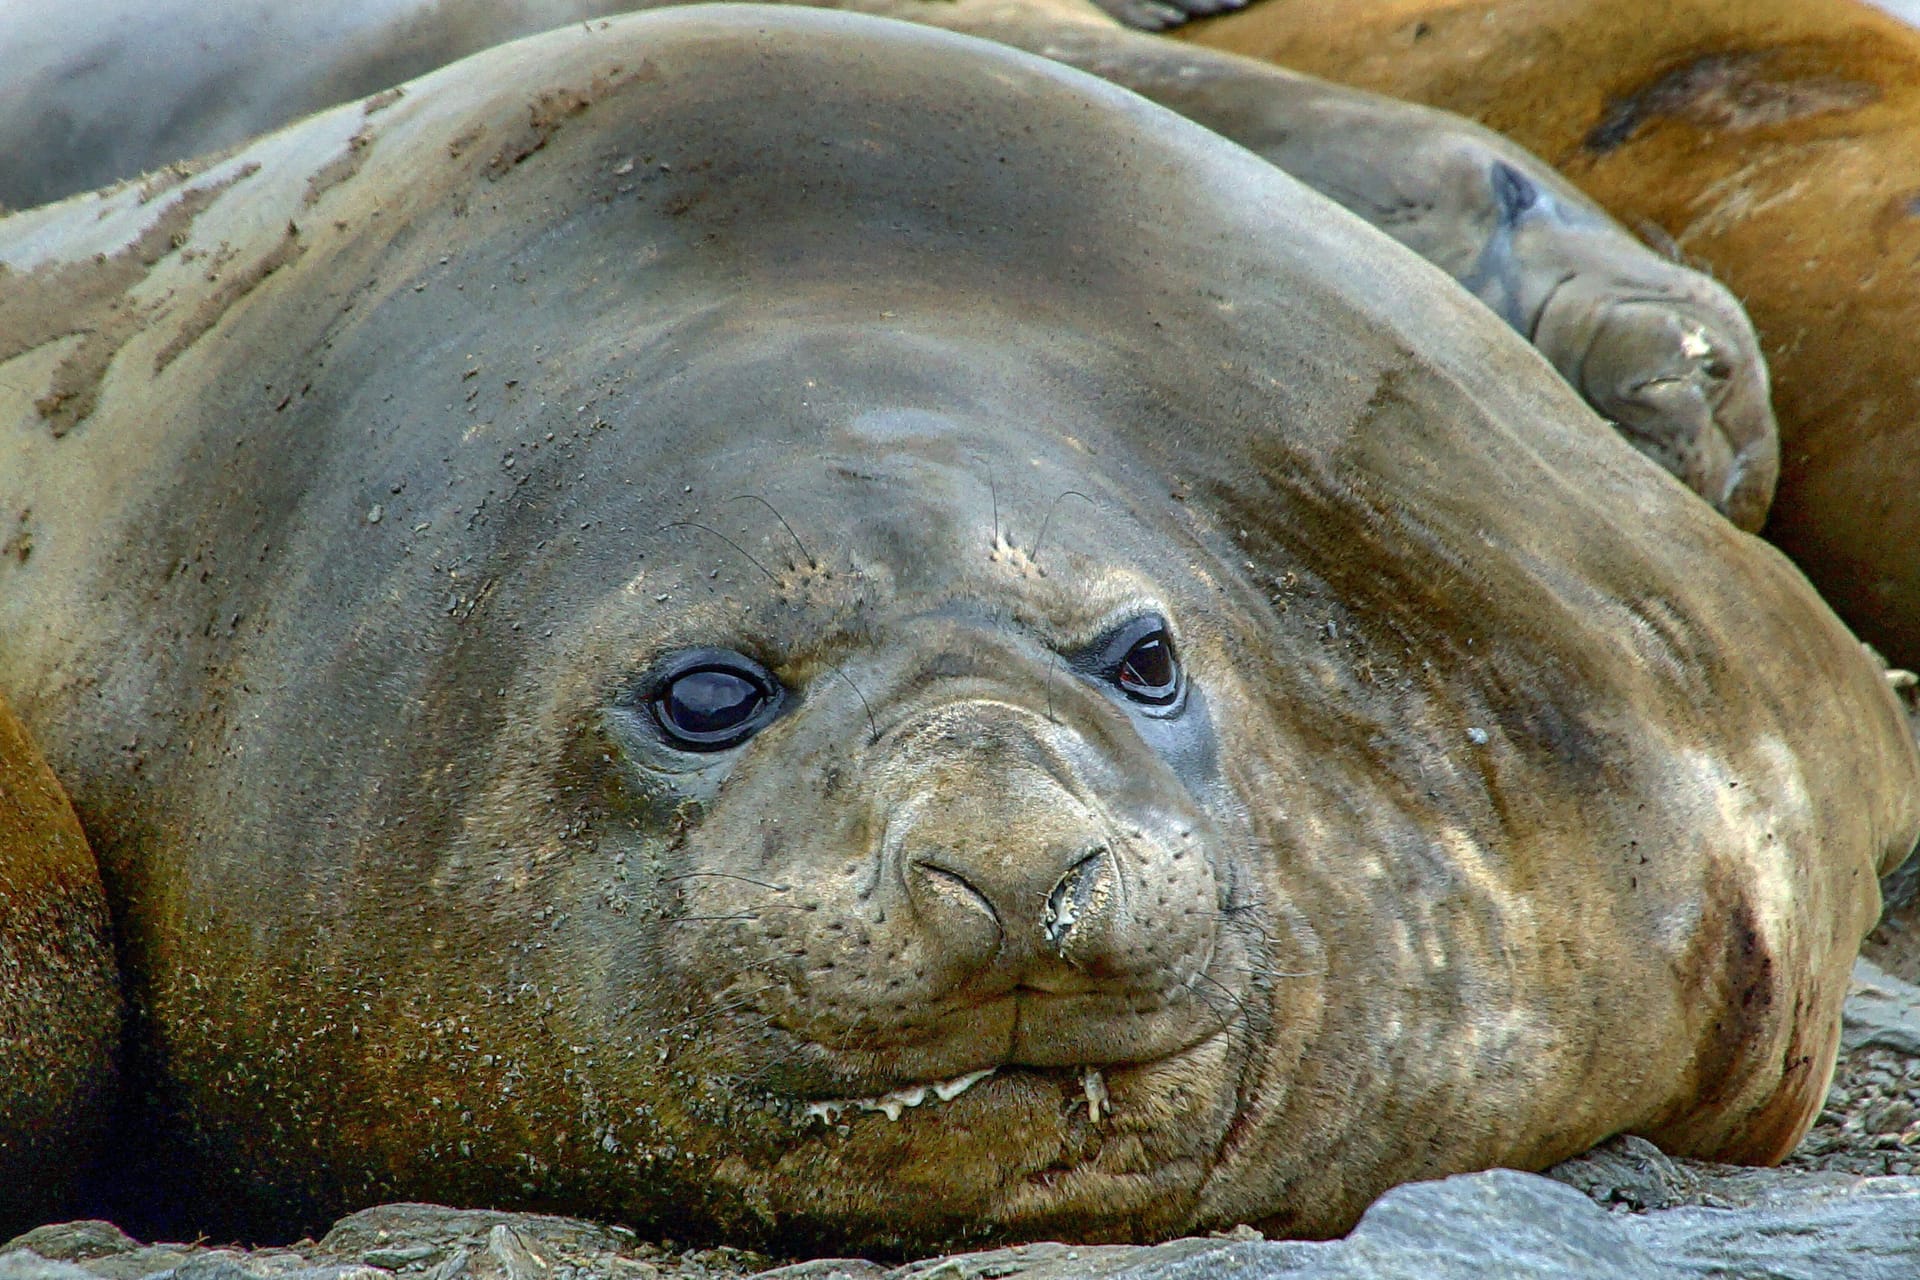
0;1;1915;1249
0;692;119;1236
1182;0;1920;669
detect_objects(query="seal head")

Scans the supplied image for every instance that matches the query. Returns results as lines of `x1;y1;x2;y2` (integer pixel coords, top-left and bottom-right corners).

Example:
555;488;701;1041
0;4;1914;1248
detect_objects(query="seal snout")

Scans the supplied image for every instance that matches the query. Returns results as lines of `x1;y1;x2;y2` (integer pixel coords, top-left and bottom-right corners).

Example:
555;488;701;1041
1538;280;1779;530
904;835;1122;975
896;795;1129;983
687;676;1241;1086
871;696;1220;1035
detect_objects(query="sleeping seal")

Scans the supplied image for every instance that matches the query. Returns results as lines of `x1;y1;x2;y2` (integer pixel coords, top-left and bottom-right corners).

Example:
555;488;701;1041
0;2;1914;1247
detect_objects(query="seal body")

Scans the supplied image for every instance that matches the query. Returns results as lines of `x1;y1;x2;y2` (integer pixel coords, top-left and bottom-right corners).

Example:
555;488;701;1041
0;0;1778;532
1;4;1916;1248
0;694;119;1236
1182;0;1920;669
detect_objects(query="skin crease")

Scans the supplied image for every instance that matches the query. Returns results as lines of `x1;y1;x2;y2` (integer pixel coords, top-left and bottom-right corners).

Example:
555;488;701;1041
1177;0;1920;669
0;2;1917;1249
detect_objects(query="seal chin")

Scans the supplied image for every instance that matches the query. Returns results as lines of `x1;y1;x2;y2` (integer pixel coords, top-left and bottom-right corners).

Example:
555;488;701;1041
762;1032;1250;1240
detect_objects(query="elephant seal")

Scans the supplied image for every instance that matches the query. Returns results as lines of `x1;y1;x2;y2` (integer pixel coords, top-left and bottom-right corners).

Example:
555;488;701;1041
1181;0;1920;669
0;693;119;1236
0;0;1778;533
1;2;1916;1248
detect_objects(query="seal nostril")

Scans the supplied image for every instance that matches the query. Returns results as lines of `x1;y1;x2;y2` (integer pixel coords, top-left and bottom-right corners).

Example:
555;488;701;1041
1041;845;1113;958
909;860;998;925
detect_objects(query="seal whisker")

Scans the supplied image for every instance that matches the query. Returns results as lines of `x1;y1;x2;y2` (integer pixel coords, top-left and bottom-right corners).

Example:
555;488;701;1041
1214;888;1325;980
824;660;879;744
664;905;814;924
1186;967;1256;1029
662;872;792;893
655;989;779;1037
1219;903;1277;947
658;520;778;583
1044;646;1062;725
727;494;817;570
1226;960;1325;981
1029;489;1094;565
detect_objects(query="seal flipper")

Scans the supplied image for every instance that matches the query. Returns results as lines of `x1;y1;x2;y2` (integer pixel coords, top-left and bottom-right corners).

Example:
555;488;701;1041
0;694;120;1235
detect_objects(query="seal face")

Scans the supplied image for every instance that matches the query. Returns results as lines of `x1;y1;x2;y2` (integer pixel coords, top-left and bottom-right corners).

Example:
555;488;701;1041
1;3;1916;1249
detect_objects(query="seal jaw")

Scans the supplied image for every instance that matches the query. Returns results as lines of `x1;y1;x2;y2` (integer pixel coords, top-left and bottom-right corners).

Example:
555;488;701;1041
706;1028;1251;1250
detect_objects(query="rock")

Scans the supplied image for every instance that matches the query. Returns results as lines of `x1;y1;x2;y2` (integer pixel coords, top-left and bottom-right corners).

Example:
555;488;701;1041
1547;1134;1710;1211
1626;1175;1920;1279
314;1205;649;1265
1242;1172;1674;1278
1;1225;140;1264
0;1256;103;1280
1842;958;1920;1056
10;1153;1920;1280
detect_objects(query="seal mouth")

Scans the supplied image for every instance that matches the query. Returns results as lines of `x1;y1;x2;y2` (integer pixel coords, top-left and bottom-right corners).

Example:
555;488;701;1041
798;1065;1114;1125
800;1066;999;1124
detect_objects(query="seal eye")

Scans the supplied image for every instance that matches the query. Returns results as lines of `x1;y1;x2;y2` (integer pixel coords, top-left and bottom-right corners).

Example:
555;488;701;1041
1112;626;1180;706
650;652;782;751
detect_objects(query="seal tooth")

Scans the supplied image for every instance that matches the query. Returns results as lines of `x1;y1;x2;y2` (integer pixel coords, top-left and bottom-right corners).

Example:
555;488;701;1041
805;1067;998;1125
1082;1067;1109;1124
861;1085;929;1119
803;1101;846;1125
934;1068;995;1101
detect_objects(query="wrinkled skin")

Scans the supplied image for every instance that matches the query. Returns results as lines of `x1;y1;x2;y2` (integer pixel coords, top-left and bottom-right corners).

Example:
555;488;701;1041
0;0;1775;530
0;3;1916;1249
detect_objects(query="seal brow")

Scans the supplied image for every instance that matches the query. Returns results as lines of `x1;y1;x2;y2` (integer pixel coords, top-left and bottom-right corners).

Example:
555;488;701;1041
1029;489;1096;565
657;520;778;583
727;494;816;569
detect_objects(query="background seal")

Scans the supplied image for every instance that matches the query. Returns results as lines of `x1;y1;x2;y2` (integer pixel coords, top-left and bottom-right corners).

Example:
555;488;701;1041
1181;0;1920;671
